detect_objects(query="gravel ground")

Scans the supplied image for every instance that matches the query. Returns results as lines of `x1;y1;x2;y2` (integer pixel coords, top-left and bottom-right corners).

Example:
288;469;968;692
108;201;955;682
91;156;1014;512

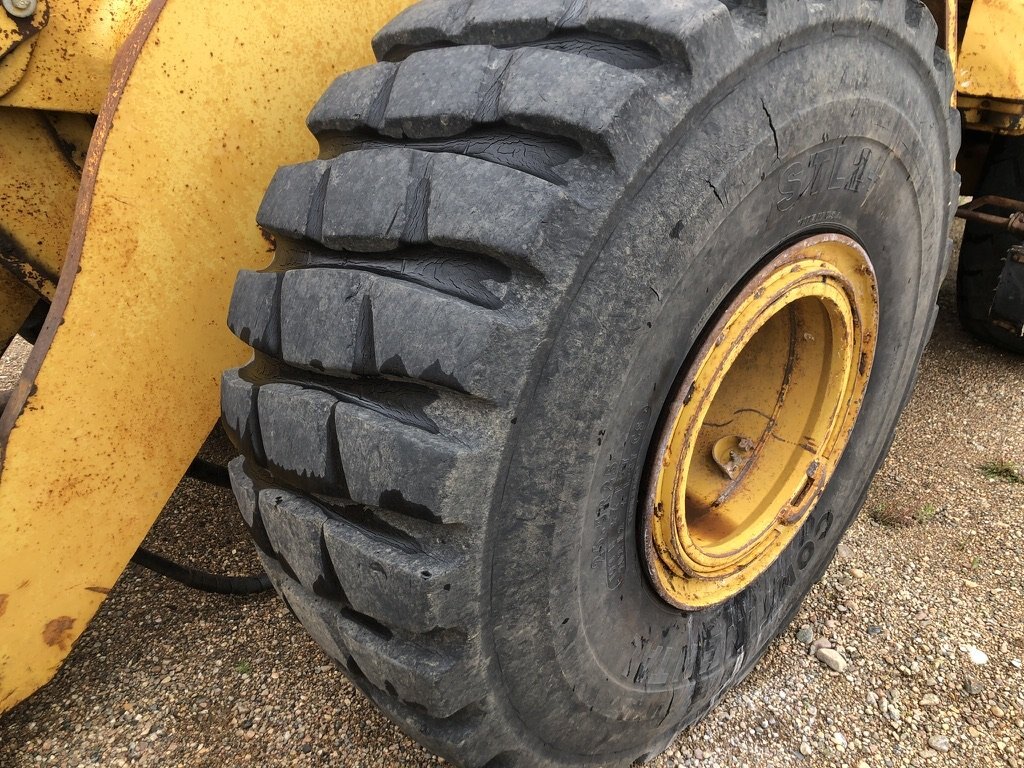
1;230;1021;768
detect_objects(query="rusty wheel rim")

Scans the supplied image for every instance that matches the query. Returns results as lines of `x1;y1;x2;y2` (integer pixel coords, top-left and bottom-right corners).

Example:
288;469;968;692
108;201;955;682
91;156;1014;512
642;233;879;610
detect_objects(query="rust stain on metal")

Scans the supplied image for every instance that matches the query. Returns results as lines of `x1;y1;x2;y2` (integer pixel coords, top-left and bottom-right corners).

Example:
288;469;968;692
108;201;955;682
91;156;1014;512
0;594;7;619
84;586;109;595
0;227;57;299
259;227;276;253
0;0;158;448
41;616;74;650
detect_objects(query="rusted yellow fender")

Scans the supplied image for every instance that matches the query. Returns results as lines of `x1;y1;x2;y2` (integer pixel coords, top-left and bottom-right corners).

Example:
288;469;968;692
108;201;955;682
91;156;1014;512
0;0;415;714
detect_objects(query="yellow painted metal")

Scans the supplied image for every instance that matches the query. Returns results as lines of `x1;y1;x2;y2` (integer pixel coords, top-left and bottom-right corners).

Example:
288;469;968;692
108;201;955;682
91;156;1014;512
0;107;81;301
0;39;32;97
0;272;36;354
956;0;1024;134
0;0;416;714
946;0;957;108
643;235;878;610
0;0;146;113
0;0;47;97
43;111;93;172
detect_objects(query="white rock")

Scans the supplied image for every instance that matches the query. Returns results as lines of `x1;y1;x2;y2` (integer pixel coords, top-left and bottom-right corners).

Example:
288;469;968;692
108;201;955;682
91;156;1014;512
960;645;989;665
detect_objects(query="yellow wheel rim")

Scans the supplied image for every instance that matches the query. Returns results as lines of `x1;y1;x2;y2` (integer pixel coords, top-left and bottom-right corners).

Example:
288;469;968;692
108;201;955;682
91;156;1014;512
642;233;879;610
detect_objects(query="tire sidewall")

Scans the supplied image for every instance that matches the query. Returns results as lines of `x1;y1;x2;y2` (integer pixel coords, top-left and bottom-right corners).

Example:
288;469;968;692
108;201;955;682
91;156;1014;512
486;30;952;760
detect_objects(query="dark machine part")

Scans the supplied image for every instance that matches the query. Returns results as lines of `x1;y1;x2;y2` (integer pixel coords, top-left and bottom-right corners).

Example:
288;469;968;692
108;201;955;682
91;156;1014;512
955;134;1024;353
989;246;1024;338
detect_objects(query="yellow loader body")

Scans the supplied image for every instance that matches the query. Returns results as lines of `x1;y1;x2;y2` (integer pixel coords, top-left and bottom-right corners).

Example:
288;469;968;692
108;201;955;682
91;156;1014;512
0;0;1019;719
0;0;416;713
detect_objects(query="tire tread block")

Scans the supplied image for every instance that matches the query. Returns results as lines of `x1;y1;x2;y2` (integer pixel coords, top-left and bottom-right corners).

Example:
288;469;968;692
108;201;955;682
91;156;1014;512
310;45;658;168
279;267;524;401
257;383;342;495
278;579;479;718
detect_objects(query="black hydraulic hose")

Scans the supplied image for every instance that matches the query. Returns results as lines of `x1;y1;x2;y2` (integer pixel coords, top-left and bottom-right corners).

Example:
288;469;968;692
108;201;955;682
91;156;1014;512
131;547;272;595
130;456;271;595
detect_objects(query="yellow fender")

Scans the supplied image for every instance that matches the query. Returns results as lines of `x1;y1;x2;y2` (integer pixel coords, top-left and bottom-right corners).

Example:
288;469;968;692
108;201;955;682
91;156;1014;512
0;0;415;713
957;0;1024;134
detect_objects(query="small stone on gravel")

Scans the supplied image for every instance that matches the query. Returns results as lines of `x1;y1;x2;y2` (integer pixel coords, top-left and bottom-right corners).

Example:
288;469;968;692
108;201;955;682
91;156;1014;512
815;648;847;672
920;693;940;706
810;637;832;653
928;735;951;753
965;677;986;695
795;626;814;645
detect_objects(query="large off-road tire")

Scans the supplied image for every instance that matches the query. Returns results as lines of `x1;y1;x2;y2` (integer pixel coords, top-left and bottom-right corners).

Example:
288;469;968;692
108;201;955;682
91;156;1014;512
223;1;959;765
958;134;1024;353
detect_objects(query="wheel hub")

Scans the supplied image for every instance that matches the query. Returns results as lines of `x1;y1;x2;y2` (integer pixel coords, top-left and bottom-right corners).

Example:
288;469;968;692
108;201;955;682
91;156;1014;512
642;233;879;610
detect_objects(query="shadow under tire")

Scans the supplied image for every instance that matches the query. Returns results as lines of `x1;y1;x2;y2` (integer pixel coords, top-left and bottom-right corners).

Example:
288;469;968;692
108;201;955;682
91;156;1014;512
223;1;959;765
